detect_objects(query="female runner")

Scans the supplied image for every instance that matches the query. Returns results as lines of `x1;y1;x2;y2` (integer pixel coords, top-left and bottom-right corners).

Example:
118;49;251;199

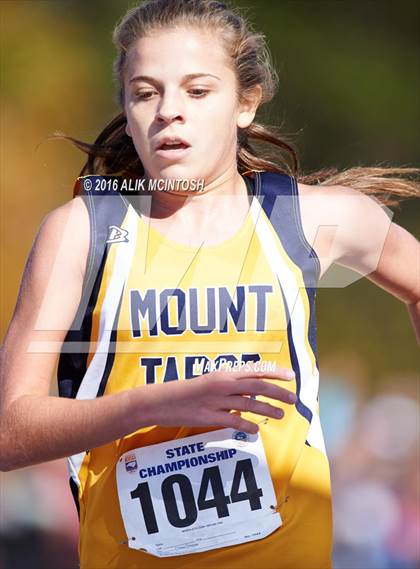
1;1;419;568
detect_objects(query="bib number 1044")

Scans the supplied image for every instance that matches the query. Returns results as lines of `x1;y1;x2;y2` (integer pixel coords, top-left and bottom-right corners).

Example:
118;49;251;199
130;458;263;534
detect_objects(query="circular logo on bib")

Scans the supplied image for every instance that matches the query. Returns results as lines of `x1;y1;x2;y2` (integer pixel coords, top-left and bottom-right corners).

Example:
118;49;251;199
232;430;249;446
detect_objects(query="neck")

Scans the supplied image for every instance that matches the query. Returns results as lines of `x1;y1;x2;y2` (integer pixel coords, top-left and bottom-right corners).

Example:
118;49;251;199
138;165;251;222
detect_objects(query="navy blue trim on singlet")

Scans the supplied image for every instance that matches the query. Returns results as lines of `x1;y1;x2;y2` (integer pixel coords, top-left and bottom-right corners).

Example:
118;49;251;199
255;171;320;368
69;476;80;518
57;247;109;398
57;179;129;399
277;278;313;425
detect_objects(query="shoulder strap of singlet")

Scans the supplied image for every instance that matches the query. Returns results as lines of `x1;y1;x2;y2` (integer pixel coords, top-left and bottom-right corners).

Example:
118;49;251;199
252;170;320;369
254;170;320;286
78;176;132;302
57;176;130;398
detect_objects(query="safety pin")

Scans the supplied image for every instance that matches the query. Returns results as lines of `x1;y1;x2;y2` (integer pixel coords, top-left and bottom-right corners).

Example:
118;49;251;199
257;418;269;425
120;537;137;545
270;495;290;513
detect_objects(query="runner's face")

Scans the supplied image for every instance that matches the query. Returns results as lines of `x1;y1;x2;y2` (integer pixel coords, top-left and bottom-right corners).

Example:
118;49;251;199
123;27;248;182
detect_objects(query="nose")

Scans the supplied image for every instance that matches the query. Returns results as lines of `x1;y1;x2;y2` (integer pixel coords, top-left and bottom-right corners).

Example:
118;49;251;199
155;90;185;125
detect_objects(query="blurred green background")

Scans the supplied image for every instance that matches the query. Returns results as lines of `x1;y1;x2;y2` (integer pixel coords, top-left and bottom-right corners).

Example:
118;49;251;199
2;0;418;380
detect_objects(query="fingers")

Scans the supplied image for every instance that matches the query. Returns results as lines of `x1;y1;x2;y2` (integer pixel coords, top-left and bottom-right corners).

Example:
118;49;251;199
229;380;297;405
221;396;285;420
223;365;295;382
212;410;259;435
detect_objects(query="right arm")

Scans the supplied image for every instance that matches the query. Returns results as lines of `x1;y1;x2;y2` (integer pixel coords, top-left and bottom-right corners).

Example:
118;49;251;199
0;197;296;472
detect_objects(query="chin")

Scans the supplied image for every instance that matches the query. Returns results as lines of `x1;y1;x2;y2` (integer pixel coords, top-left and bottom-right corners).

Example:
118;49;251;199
150;164;201;180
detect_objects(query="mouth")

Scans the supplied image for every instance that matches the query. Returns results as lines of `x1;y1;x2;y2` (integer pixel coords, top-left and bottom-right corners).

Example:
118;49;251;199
155;139;192;161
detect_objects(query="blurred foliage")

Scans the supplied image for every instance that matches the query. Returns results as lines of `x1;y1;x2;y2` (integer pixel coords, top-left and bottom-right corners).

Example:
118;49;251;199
1;0;419;381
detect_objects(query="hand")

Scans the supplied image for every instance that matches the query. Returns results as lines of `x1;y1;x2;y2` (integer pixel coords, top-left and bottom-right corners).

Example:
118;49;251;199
142;363;297;434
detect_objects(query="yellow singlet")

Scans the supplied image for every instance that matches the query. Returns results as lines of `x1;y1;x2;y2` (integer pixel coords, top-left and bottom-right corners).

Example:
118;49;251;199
58;171;333;568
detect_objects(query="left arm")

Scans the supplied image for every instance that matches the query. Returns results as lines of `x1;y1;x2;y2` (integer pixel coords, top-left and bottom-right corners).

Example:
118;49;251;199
332;187;420;345
366;222;420;345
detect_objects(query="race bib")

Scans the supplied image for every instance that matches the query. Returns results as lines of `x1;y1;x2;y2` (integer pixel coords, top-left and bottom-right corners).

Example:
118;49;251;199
116;428;282;557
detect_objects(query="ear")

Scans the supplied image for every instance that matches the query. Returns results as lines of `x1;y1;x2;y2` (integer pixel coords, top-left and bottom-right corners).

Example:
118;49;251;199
125;121;132;138
236;84;263;129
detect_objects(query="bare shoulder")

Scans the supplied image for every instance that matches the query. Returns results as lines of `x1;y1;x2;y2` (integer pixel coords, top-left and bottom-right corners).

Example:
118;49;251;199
297;180;362;203
41;195;89;237
34;195;90;280
296;182;392;278
296;181;366;228
296;180;391;214
11;195;90;330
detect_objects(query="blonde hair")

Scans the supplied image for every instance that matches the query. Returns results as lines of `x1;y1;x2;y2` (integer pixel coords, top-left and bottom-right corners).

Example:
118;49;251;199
54;0;419;206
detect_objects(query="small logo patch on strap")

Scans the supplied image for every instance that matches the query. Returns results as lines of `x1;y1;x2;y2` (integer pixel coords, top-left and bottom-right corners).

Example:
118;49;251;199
106;225;129;243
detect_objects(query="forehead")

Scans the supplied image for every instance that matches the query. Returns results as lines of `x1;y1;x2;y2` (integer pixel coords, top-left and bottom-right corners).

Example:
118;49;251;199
125;27;232;80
